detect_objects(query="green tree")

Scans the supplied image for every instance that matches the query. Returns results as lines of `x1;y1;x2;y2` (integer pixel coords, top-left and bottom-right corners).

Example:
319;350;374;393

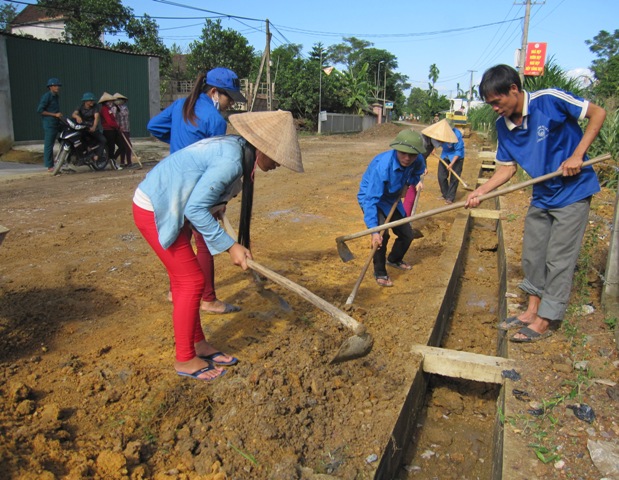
186;19;255;80
327;36;371;70
337;62;371;114
39;0;132;46
0;4;18;32
113;14;170;66
585;29;619;98
428;64;440;91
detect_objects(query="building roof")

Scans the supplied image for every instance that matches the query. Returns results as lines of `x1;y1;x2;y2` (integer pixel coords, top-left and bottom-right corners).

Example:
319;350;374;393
11;5;65;27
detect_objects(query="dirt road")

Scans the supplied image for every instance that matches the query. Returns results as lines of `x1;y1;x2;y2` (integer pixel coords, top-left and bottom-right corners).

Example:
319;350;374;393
0;124;617;479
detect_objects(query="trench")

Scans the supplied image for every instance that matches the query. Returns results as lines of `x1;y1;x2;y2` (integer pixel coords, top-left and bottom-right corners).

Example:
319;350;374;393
373;158;511;479
396;214;503;479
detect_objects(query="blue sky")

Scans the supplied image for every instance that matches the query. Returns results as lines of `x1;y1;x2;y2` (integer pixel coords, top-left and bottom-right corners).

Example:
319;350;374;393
112;0;616;96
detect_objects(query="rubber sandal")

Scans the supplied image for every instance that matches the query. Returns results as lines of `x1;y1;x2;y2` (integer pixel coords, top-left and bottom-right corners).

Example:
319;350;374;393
498;316;529;331
199;351;239;366
374;275;393;287
176;364;226;382
509;326;553;343
386;260;413;271
201;302;241;315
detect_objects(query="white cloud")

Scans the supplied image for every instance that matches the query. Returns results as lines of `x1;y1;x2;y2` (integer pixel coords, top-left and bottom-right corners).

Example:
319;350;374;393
566;68;595;87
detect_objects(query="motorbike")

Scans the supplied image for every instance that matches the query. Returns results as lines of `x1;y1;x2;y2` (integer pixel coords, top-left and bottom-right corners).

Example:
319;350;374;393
52;117;110;175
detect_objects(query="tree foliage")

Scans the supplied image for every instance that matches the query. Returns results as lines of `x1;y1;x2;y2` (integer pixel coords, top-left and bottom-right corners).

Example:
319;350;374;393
586;29;619;98
524;56;585;96
186;19;254;80
39;0;132;47
0;4;18;32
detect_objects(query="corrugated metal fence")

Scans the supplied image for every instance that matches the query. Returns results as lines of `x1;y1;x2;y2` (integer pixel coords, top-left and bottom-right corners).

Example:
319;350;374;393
320;113;377;134
1;34;159;142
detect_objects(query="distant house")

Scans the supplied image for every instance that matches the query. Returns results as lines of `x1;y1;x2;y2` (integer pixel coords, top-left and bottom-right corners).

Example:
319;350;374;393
10;5;66;41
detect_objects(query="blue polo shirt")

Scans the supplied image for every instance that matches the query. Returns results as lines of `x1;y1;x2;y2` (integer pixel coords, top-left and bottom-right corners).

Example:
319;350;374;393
357;150;426;228
147;93;227;153
441;127;465;161
495;89;600;209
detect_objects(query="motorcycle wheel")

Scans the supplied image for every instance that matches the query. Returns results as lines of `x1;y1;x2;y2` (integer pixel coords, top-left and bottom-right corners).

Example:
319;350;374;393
91;145;110;171
52;148;69;176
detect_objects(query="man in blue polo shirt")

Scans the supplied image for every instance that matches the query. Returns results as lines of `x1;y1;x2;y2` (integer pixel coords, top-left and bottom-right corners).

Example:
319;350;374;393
358;129;426;287
465;64;606;343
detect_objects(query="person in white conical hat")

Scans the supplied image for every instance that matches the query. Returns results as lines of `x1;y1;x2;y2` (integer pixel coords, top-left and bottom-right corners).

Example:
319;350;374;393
132;110;302;382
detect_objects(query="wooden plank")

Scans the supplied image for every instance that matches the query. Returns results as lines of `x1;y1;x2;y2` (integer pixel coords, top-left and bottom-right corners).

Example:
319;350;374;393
470;209;502;220
477;178;489;184
410;344;517;384
478;151;496;159
481;164;496;170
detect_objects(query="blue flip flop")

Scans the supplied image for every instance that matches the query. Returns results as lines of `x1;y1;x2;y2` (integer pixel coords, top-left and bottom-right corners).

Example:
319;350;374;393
199;351;239;366
176;364;227;382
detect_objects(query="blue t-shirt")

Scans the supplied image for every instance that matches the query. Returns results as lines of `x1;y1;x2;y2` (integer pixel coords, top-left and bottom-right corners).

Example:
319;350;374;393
357;150;426;228
147;94;227;153
495;89;600;209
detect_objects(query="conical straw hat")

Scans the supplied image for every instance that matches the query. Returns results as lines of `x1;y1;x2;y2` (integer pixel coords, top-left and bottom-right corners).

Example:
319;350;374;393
229;110;304;173
98;91;115;103
422;119;458;143
113;92;128;100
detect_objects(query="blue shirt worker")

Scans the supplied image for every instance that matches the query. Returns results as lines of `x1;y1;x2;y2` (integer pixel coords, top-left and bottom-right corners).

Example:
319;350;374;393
437;121;465;204
357;129;427;287
37;77;63;171
147;67;247;154
466;64;606;343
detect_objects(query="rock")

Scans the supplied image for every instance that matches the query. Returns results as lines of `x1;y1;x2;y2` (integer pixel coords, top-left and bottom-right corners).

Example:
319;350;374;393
8;381;31;403
95;450;128;479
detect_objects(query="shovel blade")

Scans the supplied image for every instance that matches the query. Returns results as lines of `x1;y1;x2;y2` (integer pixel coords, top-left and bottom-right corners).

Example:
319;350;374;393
336;239;355;263
330;333;374;364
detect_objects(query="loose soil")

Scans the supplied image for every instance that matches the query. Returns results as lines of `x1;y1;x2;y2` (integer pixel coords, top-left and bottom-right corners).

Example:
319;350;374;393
0;124;617;480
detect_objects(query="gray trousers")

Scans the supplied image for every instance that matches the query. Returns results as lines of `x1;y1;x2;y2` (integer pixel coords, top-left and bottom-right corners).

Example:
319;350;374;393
518;198;591;322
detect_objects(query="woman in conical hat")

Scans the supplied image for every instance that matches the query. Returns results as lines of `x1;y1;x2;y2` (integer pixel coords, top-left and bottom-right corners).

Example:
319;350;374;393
148;67;247;315
132;110;303;382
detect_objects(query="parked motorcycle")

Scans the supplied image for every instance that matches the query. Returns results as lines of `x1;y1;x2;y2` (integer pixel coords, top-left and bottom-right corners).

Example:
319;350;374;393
52;118;110;175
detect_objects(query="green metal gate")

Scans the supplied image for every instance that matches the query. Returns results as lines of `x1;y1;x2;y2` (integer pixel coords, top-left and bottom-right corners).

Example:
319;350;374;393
6;35;154;141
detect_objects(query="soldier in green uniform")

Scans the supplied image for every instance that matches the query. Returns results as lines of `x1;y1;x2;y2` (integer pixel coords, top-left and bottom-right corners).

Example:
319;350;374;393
37;78;63;171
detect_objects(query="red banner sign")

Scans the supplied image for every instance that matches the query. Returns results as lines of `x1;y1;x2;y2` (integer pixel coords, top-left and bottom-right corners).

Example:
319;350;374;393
524;42;547;76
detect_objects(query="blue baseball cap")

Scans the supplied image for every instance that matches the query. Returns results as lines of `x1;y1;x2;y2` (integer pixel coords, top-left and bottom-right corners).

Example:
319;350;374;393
205;67;247;103
47;77;62;87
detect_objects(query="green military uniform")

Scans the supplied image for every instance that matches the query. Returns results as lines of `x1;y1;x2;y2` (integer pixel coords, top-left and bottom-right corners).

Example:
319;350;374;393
37;79;62;169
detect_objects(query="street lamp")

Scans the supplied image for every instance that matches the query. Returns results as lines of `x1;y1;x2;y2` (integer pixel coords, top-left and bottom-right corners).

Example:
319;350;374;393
377;60;384;99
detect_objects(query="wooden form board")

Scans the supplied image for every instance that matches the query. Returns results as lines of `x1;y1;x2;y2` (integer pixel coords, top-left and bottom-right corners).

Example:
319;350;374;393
469;209;502;220
410;344;517;384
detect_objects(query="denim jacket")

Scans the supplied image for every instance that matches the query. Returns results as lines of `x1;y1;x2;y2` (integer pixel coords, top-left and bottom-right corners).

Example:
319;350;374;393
137;135;245;253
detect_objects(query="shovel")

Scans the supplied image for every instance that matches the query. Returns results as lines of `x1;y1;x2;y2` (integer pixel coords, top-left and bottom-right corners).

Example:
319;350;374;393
221;214;373;363
435;154;474;191
336;154;611;262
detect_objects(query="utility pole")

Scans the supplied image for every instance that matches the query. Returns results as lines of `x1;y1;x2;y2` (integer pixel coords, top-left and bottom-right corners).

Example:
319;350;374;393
250;19;272;112
516;0;545;84
518;0;532;84
467;70;476;111
265;19;272;111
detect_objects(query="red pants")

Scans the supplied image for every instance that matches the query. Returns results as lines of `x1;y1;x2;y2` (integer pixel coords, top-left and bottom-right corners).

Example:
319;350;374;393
193;230;216;302
133;203;206;362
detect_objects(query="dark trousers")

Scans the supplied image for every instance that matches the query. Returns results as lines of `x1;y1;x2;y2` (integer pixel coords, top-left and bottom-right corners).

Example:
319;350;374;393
103;129;125;161
438;157;464;202
43;126;59;168
86;130;106;159
373;208;413;277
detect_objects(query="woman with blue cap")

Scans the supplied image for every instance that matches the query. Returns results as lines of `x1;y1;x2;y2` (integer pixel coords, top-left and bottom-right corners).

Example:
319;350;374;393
37;77;63;171
148;67;248;315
